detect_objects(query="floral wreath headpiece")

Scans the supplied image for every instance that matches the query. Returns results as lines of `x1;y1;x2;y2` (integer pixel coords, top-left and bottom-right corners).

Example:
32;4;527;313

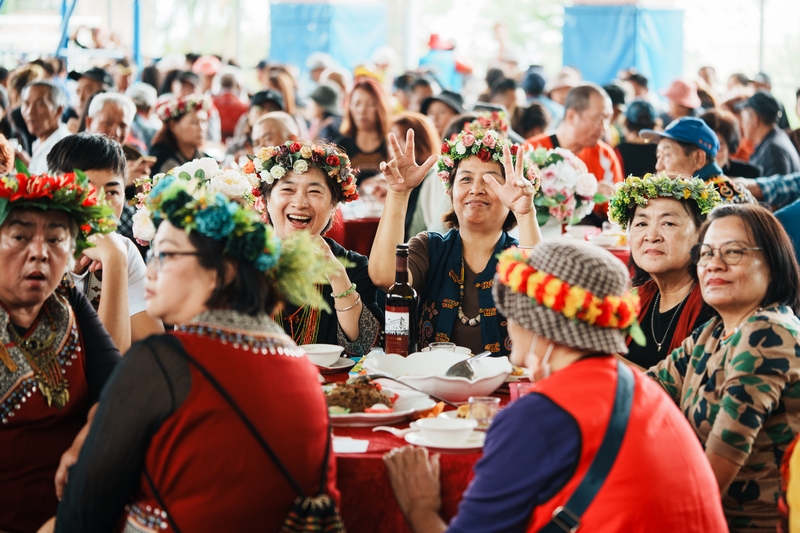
608;173;722;229
0;163;116;257
156;93;212;122
243;141;359;203
437;123;539;191
496;248;646;345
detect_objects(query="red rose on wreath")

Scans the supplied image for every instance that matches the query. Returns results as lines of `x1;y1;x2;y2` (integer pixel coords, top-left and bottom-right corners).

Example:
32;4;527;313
441;142;450;154
289;142;301;153
477;148;491;163
326;155;340;166
510;145;519;155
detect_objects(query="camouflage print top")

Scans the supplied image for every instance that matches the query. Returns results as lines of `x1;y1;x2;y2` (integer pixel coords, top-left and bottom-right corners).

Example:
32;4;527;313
648;305;800;533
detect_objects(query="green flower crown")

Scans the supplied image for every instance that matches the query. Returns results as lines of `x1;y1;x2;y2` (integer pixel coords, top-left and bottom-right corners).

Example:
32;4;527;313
142;174;336;311
608;173;723;229
0;161;116;257
436;124;539;191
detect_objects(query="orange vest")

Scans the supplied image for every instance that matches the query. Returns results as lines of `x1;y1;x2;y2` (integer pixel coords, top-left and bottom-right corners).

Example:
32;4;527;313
526;357;727;533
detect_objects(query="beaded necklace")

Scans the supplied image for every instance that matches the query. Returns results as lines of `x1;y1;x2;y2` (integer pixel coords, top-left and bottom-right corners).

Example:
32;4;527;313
275;305;321;345
457;255;481;327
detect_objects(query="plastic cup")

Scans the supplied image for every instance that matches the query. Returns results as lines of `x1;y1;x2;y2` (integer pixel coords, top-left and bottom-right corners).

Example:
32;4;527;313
468;396;500;430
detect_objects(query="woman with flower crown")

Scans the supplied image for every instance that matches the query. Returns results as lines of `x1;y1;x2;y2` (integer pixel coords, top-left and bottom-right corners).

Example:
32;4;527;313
608;173;722;369
369;124;542;356
50;176;341;532
0;170;121;532
149;93;211;175
244;140;383;356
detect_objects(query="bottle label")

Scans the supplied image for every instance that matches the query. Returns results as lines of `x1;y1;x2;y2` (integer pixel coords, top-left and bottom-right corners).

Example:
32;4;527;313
385;306;411;356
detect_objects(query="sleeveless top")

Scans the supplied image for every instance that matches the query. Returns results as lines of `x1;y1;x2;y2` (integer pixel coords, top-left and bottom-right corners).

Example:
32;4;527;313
525;356;727;532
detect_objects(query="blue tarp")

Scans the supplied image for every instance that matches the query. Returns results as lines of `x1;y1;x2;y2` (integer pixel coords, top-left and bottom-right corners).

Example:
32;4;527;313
269;2;387;73
563;5;683;93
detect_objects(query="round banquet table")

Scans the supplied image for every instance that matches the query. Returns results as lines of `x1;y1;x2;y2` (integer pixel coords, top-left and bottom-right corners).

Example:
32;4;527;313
326;371;515;533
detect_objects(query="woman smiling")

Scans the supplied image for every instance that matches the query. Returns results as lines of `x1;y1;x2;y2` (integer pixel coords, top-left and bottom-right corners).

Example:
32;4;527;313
648;204;800;532
608;173;722;368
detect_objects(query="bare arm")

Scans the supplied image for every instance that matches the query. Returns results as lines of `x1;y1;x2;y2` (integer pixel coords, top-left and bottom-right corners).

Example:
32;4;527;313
368;130;437;290
384;446;447;533
130;312;164;345
706;449;741;494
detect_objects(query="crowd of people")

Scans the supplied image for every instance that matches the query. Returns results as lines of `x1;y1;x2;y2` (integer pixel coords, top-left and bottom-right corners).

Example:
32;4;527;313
1;41;800;533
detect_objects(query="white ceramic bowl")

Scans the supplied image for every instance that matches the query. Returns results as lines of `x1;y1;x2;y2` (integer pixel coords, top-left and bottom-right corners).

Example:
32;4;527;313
302;344;344;367
415;417;477;446
363;351;512;402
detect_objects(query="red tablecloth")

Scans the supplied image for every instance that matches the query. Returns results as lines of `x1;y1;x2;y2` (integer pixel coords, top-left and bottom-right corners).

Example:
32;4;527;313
327;372;513;532
327;217;381;257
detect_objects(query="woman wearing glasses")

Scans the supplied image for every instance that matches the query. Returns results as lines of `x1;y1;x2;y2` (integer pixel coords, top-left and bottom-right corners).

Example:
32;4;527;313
608;173;722;368
648;203;800;533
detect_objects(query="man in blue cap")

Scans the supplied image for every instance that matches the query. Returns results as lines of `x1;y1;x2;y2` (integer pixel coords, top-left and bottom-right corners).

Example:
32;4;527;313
640;116;755;204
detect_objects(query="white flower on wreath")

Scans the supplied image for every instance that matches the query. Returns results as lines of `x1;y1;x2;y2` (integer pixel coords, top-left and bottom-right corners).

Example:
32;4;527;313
455;142;466;155
293;160;309;174
260;170;274;184
173;157;220;180
132;206;156;241
270;165;286;180
207;169;251;198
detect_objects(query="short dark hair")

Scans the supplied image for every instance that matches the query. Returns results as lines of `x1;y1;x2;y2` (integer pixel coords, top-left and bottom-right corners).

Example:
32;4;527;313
490;78;517;97
630;199;706;287
673;138;707;162
47;133;127;179
441;158;517;232
393;73;415;93
564;83;607;114
796;87;800;99
188;230;280;316
0;67;8;84
626;73;648;89
411;78;432;91
730;73;751;86
699;109;741;155
512;102;550;138
442;113;478;142
697;203;800;311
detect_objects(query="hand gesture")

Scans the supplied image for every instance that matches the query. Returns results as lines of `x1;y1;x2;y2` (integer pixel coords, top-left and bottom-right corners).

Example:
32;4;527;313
384;446;442;520
380;129;439;194
312;235;346;281
80;232;127;272
482;145;538;216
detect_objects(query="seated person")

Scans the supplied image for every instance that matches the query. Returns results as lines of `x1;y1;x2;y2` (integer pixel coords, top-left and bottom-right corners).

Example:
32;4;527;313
47;133;164;352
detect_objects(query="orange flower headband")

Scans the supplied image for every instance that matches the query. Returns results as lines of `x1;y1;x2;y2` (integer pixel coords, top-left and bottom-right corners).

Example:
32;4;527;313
496;249;646;344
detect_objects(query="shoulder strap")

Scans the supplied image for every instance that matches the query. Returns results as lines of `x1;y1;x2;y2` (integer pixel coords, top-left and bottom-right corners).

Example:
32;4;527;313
165;335;332;499
539;360;635;533
549;134;560;149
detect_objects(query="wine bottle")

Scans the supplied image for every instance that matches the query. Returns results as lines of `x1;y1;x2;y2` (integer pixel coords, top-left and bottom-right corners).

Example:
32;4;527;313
385;244;418;356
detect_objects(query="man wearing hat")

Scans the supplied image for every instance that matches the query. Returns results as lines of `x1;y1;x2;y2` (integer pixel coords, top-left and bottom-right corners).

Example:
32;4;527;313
737;91;800;176
226;89;285;157
522;69;563;125
420;90;465;137
308;83;342;140
68;66;114;115
640;116;756;204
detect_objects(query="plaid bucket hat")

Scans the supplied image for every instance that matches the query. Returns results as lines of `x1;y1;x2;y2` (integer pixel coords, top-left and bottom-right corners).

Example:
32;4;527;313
493;239;644;354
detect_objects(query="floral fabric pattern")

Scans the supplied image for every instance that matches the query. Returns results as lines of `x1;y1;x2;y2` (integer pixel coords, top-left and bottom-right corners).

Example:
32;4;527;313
647;306;800;532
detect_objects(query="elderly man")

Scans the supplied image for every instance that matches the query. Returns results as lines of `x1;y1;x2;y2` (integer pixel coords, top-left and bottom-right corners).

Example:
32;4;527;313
21;80;72;173
251;111;299;148
640;116;755;204
737;91;800;176
125;82;159;149
68;66;113;112
525;83;623;223
85;92;136;145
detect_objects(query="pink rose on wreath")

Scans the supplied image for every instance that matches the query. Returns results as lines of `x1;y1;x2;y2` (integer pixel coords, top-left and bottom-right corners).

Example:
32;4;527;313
482;132;496;149
438;170;451;183
442;155;454;168
462;132;476;147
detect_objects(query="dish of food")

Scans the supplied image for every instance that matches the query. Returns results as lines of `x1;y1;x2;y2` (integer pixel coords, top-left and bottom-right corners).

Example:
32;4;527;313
324;381;436;427
316;357;356;374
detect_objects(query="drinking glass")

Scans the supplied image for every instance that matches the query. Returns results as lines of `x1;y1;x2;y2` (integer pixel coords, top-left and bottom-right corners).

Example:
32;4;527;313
468;396;500;430
428;342;456;352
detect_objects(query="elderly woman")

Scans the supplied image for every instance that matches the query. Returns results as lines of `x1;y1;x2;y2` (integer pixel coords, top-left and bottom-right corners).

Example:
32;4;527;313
648;203;800;532
245;140;382;355
369;125;541;356
52;177;340;532
149;93;211;175
0;171;120;532
383;240;727;533
608;173;722;368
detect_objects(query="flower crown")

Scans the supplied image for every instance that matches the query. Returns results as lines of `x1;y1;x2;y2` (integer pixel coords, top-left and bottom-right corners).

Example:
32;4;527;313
608;173;722;229
0;163;116;257
156;93;212;122
437;124;539;191
244;141;359;203
496;248;646;345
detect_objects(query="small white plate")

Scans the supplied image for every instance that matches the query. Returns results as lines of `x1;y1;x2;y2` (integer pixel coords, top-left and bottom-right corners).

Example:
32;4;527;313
405;429;485;450
316;357;356;374
438;410;462;420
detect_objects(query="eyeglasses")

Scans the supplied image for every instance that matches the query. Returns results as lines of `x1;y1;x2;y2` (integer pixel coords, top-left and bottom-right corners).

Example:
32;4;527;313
145;249;202;272
690;242;762;267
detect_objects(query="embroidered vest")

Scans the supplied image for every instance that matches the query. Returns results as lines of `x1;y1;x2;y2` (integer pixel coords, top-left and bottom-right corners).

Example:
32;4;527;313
124;317;337;533
420;230;516;355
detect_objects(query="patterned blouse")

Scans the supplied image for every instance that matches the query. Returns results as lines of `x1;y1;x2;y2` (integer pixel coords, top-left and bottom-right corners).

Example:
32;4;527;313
647;305;800;532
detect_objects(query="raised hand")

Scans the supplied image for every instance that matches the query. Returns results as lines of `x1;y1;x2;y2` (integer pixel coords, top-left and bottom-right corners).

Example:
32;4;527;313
379;129;439;194
482;144;538;216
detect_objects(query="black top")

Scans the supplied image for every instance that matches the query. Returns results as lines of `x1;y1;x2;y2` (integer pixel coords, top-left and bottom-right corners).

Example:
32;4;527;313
625;294;714;370
149;143;208;176
62;285;121;402
724;159;763;179
616;142;658;178
56;335;192;532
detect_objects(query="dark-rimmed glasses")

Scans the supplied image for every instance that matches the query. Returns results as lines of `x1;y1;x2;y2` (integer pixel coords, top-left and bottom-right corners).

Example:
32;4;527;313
145;249;202;272
690;242;762;267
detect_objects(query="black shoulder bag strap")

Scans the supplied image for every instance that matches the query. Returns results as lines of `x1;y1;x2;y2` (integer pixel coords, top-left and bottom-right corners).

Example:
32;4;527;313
142;339;333;533
538;360;635;533
549;133;561;149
